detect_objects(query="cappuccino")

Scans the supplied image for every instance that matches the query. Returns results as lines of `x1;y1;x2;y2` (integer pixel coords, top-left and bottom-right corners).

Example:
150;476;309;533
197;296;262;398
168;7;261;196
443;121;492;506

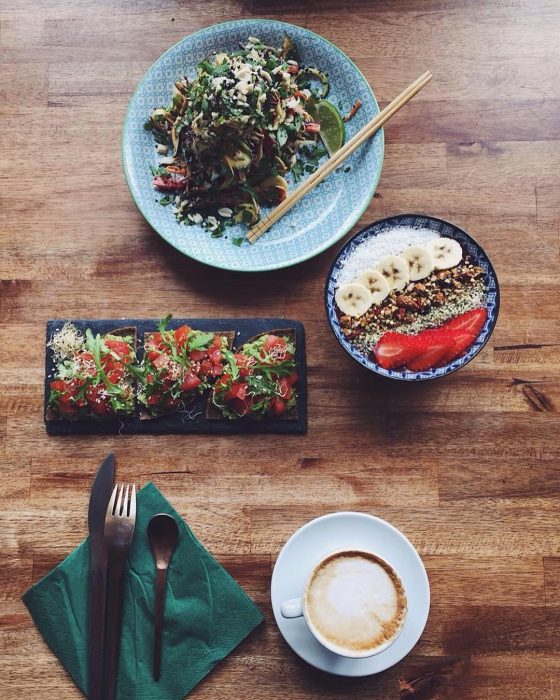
305;551;407;655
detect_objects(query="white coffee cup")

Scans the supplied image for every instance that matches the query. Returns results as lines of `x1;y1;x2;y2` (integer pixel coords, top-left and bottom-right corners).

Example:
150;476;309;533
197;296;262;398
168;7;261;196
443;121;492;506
280;548;408;658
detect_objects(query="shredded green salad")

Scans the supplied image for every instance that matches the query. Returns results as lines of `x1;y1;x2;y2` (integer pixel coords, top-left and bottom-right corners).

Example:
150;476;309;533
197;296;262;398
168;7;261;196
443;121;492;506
145;35;332;238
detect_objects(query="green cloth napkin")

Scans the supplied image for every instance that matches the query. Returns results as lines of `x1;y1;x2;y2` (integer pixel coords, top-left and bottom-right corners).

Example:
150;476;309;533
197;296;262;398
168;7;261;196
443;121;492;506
23;482;263;699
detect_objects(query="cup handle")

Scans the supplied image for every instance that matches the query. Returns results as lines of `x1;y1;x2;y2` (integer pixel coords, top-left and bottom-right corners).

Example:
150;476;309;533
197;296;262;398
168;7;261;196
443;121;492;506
280;597;304;618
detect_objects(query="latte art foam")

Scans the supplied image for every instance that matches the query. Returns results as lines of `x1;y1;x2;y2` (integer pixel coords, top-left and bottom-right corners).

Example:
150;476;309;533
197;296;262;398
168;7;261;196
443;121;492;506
305;551;407;653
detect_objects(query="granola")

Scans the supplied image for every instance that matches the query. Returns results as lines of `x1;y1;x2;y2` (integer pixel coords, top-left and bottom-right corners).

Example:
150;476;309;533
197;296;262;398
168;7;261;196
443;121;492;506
338;257;487;354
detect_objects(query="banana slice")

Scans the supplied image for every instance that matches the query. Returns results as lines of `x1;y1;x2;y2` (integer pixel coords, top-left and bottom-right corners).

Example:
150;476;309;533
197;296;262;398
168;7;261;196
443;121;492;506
376;255;410;292
335;282;373;317
402;245;435;281
355;268;390;304
427;237;462;269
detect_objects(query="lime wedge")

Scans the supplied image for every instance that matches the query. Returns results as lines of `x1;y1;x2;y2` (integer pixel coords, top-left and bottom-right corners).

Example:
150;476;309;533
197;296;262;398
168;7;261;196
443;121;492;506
310;100;345;156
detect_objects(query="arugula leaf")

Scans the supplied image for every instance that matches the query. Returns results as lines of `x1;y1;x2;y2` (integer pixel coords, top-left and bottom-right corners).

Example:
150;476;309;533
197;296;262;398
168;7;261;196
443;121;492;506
158;314;173;335
232;237;244;247
127;363;144;380
85;330;118;392
159;195;173;206
221;349;240;381
188;331;214;350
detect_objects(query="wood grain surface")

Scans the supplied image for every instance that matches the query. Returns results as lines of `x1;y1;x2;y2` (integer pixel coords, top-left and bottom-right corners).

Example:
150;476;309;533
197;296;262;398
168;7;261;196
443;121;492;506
1;1;559;698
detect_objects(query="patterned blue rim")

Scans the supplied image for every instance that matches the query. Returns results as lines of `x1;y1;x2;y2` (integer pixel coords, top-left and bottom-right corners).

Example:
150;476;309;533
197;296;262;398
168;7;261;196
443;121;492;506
324;214;501;381
121;19;384;272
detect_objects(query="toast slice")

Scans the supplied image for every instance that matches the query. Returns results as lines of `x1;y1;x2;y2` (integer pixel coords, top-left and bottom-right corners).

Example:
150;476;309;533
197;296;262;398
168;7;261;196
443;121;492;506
139;330;235;420
207;328;298;421
45;325;138;422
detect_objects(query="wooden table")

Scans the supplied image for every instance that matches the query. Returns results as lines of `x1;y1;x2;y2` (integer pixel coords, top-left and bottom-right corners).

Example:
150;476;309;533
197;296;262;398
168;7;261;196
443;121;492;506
1;1;559;697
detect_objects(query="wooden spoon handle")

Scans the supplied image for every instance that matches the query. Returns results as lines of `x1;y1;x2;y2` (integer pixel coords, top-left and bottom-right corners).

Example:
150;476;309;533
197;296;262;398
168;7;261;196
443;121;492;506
153;567;168;681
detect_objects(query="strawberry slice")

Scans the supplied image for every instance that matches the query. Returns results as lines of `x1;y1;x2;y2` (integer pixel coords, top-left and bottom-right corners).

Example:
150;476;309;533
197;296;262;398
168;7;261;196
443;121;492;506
443;308;487;335
443;329;477;363
373;332;420;369
405;329;455;371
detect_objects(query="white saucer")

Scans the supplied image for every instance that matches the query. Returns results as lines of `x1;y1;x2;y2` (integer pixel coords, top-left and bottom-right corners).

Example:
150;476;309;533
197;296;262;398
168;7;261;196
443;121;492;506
270;512;430;676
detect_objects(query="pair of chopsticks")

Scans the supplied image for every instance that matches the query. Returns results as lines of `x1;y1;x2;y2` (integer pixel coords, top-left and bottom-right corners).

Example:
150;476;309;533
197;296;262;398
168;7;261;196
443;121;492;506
247;70;433;243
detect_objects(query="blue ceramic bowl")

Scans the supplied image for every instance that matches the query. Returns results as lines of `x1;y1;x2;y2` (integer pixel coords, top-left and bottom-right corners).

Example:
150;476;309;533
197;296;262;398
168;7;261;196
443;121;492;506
325;214;500;381
122;19;384;272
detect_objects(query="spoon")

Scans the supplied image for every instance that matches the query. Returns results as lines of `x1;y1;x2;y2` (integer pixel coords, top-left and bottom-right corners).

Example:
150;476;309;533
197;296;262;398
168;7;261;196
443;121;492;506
147;513;179;681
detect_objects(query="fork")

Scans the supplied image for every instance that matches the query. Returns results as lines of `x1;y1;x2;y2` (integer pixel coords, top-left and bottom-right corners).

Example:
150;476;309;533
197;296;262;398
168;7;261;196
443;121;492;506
103;483;137;700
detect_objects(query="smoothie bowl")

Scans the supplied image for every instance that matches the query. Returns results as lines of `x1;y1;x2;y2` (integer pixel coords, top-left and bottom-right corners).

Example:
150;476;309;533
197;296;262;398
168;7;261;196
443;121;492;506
325;214;499;381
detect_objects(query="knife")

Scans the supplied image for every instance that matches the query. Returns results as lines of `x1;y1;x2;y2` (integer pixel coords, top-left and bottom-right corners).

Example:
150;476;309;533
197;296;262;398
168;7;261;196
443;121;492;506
88;453;116;700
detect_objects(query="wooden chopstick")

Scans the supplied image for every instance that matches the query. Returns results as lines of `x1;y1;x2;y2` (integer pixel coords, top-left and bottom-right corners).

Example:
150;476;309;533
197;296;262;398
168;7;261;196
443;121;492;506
247;71;433;243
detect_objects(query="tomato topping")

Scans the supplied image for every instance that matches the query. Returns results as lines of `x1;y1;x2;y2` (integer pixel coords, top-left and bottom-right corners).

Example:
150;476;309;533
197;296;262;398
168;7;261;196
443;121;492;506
161;376;175;390
208;348;222;364
51;378;86;399
225;382;247;401
235;353;251;366
260;334;292;360
146;332;165;352
235;353;254;376
147;350;160;363
215;374;231;391
153;175;185;191
74;352;97;376
50;379;68;393
269;397;286;415
263;334;285;351
104;339;131;361
278;378;292;400
200;359;213;376
286;372;299;386
106;367;125;384
189;349;207;362
153;354;169;370
85;384;112;415
180;372;201;392
174;325;191;349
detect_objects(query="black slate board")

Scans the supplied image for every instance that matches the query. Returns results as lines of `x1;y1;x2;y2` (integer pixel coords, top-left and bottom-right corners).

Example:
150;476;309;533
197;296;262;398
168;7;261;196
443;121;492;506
44;318;307;435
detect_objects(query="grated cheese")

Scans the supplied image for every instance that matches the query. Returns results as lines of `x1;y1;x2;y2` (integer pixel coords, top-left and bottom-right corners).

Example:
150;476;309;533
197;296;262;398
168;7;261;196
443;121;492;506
334;226;440;286
47;322;85;360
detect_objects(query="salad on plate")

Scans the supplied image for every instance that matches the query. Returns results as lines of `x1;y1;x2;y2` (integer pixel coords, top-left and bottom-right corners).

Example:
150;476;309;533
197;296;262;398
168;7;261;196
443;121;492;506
144;35;344;238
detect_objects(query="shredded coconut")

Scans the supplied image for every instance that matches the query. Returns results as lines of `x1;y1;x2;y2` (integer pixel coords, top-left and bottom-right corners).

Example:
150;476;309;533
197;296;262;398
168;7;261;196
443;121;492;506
335;226;440;286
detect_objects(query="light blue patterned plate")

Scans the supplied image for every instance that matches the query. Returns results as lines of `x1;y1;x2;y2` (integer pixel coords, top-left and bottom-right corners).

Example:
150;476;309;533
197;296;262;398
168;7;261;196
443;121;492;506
122;19;383;272
325;214;500;381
